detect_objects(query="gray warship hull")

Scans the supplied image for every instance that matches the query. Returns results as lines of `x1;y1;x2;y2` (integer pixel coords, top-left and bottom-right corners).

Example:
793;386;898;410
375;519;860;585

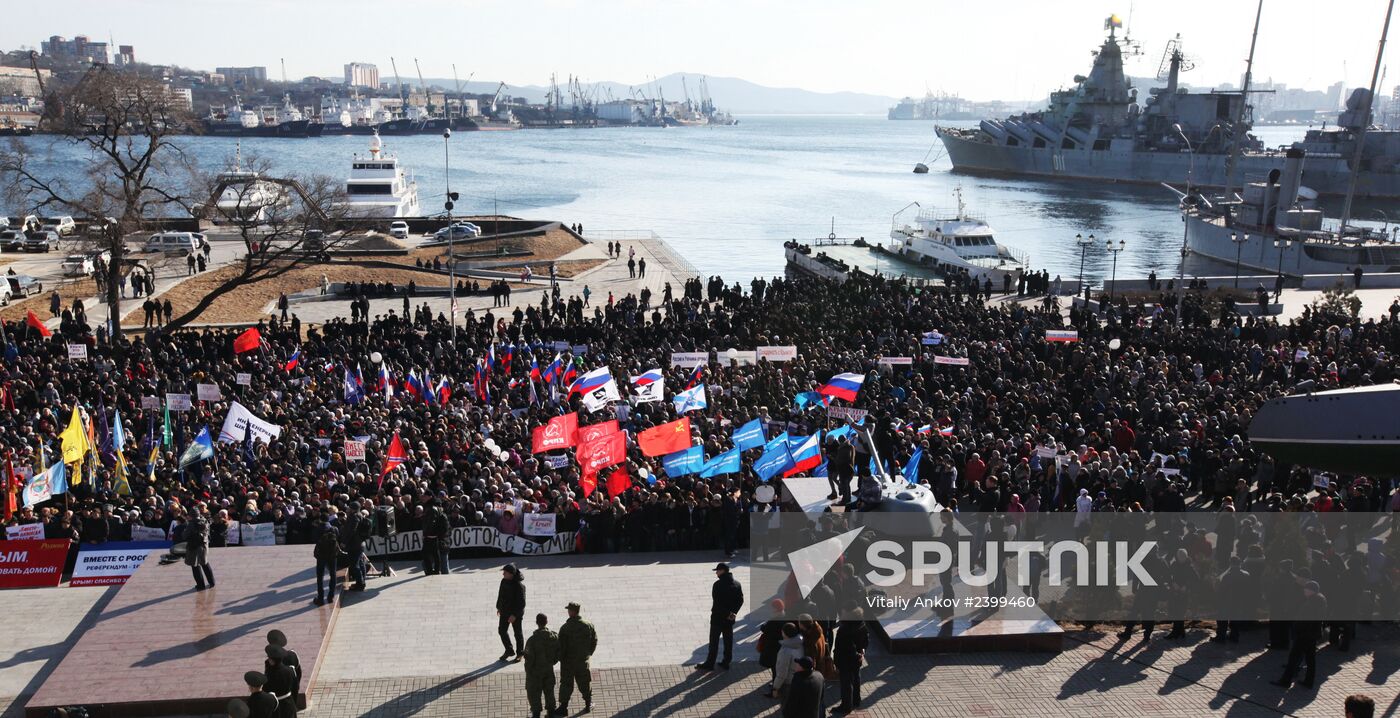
938;127;1400;199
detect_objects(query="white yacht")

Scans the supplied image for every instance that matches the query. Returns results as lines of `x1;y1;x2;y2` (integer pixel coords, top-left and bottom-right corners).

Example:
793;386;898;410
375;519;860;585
340;131;421;218
889;189;1029;278
212;145;288;224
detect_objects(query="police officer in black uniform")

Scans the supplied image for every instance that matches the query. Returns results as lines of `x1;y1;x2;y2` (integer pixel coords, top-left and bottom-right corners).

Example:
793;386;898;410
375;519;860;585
243;671;277;718
266;630;302;703
264;646;299;717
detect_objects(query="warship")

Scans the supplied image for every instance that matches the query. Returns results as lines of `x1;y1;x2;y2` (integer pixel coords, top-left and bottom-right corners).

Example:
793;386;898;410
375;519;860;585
936;15;1400;199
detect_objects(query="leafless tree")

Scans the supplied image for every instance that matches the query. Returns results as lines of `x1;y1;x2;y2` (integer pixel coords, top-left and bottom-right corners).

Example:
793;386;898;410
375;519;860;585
168;157;350;329
0;64;194;336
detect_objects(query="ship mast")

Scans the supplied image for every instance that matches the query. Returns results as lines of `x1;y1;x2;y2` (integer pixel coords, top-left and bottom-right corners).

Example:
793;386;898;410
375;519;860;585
1223;0;1263;198
1339;0;1395;236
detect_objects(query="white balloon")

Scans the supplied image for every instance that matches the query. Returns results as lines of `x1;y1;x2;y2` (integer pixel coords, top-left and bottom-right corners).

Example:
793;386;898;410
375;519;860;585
726;348;739;360
499;450;510;462
755;485;776;503
638;467;650;479
1108;338;1122;351
370;351;383;364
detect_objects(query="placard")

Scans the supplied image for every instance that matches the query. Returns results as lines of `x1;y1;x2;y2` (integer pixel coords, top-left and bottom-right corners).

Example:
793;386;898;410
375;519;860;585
344;440;366;461
933;356;971;366
523;513;557;537
235;372;253;386
5;523;44;541
721;350;757;366
141;396;161;410
571;344;589;356
878;357;914;366
362;526;578;557
196;383;222;401
165;393;192;411
1295;349;1310;362
242;522;277;546
756;345;798;362
67;344;88;360
552;341;571;351
0;539;69;589
1045;330;1080;343
827;406;869;422
70;541;170;587
130;525;167;542
669;352;709;368
544;454;571;469
1313;473;1332;490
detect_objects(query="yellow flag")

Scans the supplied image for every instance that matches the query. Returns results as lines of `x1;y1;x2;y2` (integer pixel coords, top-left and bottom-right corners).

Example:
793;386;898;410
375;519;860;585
59;406;89;478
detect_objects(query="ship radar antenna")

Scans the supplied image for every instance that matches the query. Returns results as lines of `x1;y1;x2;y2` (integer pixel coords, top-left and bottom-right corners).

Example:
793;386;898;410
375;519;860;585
369;129;382;158
954;186;965;220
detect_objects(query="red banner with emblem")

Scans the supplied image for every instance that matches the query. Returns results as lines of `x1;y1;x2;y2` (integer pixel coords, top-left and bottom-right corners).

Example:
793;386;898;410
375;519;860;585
531;413;579;454
578;420;619;445
0;539;70;589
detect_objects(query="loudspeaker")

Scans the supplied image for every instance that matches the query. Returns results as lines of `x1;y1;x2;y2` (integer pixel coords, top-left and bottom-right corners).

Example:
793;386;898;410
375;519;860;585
374;506;396;538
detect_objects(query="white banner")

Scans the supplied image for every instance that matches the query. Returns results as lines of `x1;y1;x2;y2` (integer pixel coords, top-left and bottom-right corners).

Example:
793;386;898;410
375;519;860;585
523;513;557;537
165;393;192;411
236;372;253;386
218;401;282;444
130;525;168;542
878;356;914;365
720;349;757;366
67;344;88;360
70;541;169;586
544;454;571;469
756;345;798;362
1045;330;1080;343
827;406;869;422
196;383;222;401
933;356;971;366
669;352;709;368
141;396;161;410
242;522;277;546
228;520;242;546
344;440;366;461
364;526;578;556
5;523;43;541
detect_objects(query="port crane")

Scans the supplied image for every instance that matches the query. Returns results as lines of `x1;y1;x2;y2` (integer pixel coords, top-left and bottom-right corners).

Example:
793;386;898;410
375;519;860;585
414;58;433;115
489;82;507;118
451;65;474;118
389;57;407;112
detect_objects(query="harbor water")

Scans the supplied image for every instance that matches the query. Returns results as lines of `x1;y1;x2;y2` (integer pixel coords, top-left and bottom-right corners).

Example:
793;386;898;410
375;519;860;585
12;116;1356;283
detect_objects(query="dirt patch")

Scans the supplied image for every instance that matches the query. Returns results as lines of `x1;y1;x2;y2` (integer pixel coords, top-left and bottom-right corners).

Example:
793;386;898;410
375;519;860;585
0;277;97;322
122;262;453;326
347;233;409;251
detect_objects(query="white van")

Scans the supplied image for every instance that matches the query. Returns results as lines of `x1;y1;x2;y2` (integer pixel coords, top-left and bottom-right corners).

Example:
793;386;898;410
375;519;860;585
144;232;202;255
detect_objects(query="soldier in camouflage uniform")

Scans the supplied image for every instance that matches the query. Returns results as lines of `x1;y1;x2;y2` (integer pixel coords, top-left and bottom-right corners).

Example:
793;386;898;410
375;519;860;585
555;601;598;715
523;613;560;718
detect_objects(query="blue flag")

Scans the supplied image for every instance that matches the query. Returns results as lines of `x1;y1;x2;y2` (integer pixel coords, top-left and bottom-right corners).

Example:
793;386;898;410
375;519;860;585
179;427;216;469
902;447;923;485
698;448;741;478
674;384;708;413
662;445;705;478
731;418;766;451
754;439;795;481
793;391;824;410
344;367;365;405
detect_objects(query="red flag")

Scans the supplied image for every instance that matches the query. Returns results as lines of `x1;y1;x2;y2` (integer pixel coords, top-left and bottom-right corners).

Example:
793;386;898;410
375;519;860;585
233;327;261;354
531;412;578;453
638;417;693;457
578;420;619;445
25;310;51;337
2;460;15;521
580;472;597;498
577;430;626;479
379;431;407;487
606;466;631;499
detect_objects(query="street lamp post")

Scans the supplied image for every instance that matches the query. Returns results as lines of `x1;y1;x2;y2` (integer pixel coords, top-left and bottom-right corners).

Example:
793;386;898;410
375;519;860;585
1106;238;1125;302
1231;232;1250;288
443;129;459;343
1273;237;1292;303
1076;233;1094;304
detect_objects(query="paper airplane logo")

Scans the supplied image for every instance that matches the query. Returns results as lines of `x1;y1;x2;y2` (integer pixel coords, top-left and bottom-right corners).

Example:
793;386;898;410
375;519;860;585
788;526;864;599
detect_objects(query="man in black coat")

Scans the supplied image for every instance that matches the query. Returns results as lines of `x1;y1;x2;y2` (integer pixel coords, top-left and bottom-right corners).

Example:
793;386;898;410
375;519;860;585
833;611;870;714
423;504;450;575
1273;581;1327;689
695;562;743;670
783;656;824;718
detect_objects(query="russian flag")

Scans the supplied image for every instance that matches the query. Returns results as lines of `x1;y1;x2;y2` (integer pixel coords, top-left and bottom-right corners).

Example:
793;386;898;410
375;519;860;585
378;365;394;399
543;354;563;384
632;368;662;387
404;369;425;401
489;344;498;373
436;377;451;404
502;344;514;374
529;357;542;381
570;366;612;395
561;362;578;388
938;425;954;437
783;433;823;477
684;363;704;390
819;372;866;403
284;348;302;372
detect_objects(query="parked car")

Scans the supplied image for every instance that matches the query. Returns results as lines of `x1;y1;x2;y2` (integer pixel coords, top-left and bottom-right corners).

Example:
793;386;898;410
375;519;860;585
303;229;325;251
434;222;480;241
0;229;24;251
389;221;410;239
22;230;59;252
6;274;42;297
41;216;75;236
61;254;96;277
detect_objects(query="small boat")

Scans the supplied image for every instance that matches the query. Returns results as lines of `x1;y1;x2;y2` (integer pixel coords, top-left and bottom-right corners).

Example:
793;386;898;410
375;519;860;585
211;145;289;224
339;131;422;218
912;163;929;174
889;188;1030;279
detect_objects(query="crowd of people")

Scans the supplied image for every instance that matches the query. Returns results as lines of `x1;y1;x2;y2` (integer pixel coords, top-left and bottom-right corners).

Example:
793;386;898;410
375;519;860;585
2;259;1397;708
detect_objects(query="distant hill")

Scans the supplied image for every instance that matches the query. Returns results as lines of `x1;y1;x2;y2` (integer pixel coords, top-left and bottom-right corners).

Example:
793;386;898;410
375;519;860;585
418;72;897;115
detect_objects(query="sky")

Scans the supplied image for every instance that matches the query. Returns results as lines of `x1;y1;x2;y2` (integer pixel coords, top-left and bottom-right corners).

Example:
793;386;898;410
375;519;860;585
3;0;1397;101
